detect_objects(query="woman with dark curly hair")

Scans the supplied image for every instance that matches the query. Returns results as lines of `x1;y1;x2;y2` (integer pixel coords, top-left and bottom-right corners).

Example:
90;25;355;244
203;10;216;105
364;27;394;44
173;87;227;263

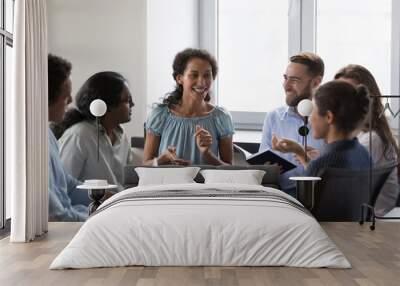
335;64;399;215
273;80;371;176
143;48;234;166
56;71;135;206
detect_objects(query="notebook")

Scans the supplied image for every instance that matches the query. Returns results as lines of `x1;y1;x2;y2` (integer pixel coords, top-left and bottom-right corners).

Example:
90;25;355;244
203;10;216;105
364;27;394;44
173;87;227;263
234;144;296;173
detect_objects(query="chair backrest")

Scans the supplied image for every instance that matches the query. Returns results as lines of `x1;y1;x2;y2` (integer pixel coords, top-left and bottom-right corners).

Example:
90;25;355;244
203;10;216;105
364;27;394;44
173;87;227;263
312;163;395;221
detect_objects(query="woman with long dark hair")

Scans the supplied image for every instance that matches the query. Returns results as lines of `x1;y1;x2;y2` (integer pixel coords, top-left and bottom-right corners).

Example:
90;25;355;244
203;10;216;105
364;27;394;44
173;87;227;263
143;48;234;166
335;64;399;215
57;71;135;206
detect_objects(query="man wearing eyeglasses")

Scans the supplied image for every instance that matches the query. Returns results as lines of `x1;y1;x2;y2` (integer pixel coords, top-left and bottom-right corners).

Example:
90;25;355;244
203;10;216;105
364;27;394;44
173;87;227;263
259;52;325;196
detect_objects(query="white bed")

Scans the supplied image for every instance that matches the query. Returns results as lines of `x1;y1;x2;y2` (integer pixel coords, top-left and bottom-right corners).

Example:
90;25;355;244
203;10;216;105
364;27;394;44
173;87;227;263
50;183;350;269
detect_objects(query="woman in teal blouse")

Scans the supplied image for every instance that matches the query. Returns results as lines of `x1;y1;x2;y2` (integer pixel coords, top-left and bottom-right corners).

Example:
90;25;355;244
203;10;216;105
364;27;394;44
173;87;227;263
144;48;234;165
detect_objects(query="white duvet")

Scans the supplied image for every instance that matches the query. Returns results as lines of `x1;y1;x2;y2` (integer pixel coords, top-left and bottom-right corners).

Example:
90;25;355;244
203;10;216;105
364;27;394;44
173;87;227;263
50;183;351;269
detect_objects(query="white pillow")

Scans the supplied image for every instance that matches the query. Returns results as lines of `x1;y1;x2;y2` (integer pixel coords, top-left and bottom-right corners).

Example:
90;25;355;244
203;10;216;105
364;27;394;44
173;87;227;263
200;169;266;185
135;167;201;186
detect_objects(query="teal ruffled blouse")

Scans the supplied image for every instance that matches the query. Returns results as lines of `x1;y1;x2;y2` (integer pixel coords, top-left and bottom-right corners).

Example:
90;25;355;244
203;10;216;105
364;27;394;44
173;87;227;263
146;105;234;164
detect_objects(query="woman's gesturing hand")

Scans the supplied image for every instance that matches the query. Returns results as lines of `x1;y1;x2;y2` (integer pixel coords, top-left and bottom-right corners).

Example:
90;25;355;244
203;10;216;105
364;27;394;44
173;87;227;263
157;146;190;165
271;134;304;156
194;125;213;155
305;146;320;160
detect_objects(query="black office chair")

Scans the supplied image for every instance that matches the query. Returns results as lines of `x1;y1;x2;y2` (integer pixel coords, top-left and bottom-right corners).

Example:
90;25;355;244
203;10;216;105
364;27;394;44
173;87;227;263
130;123;146;148
311;163;395;226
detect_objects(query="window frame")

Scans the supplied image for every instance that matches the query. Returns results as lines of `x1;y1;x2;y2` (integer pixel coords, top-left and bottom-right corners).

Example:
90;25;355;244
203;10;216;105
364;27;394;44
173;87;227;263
199;0;218;105
202;0;400;132
211;0;310;130
0;0;13;230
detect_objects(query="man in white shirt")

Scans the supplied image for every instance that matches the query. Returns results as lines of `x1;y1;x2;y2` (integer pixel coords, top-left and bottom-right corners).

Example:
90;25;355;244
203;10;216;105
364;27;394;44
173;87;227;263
259;52;325;195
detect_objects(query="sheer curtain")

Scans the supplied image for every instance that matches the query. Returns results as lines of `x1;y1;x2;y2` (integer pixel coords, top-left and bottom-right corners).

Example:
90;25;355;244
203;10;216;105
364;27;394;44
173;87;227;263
7;0;48;242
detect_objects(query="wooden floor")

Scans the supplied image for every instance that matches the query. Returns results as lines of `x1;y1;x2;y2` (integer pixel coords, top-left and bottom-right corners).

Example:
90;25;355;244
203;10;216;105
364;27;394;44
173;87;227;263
1;222;400;286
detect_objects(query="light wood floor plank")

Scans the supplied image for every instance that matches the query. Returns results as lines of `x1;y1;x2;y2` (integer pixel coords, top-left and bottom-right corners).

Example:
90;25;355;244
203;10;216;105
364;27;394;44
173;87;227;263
1;222;400;286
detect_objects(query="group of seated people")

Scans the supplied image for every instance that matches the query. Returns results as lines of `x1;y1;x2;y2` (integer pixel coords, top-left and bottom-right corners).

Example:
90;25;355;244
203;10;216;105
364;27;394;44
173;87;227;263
48;49;399;222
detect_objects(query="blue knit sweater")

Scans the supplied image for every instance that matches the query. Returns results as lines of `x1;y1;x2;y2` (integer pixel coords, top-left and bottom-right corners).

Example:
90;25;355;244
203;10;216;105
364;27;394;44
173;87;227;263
305;138;371;176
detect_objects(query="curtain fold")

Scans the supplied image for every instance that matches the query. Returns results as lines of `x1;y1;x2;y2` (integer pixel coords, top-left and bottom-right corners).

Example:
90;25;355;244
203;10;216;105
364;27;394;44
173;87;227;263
8;0;48;242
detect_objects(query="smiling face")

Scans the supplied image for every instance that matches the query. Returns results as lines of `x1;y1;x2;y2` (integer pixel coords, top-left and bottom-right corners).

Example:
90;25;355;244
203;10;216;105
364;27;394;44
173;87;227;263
283;63;319;107
176;58;213;102
49;77;72;123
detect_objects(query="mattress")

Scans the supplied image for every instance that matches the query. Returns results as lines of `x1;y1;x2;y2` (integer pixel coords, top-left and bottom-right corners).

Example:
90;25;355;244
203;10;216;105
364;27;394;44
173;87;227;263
50;183;350;269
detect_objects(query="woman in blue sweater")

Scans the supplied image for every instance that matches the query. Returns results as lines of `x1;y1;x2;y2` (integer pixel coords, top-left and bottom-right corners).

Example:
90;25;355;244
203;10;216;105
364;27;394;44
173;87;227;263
273;80;371;176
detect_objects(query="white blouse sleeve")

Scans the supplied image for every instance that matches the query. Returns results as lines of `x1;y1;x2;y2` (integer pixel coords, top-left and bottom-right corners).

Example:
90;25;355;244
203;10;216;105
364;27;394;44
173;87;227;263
59;132;87;180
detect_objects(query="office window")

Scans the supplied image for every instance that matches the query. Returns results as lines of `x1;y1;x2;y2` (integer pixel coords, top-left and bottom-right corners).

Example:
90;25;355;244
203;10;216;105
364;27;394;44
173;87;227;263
316;0;392;94
5;44;11;220
217;0;289;113
1;0;14;229
5;0;13;33
212;0;398;130
0;37;3;228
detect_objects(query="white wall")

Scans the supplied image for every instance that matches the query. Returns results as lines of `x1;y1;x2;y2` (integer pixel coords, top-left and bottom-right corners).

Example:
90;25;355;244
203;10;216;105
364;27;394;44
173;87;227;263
146;0;199;111
47;0;147;138
47;0;200;139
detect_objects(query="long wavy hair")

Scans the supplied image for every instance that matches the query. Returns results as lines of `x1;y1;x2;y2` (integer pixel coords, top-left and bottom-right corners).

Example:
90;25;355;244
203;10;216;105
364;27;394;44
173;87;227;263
53;71;129;139
334;64;399;160
162;48;218;108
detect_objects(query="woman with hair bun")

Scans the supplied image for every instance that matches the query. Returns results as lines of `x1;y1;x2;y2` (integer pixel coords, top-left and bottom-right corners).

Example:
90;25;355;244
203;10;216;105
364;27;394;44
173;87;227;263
273;80;371;176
